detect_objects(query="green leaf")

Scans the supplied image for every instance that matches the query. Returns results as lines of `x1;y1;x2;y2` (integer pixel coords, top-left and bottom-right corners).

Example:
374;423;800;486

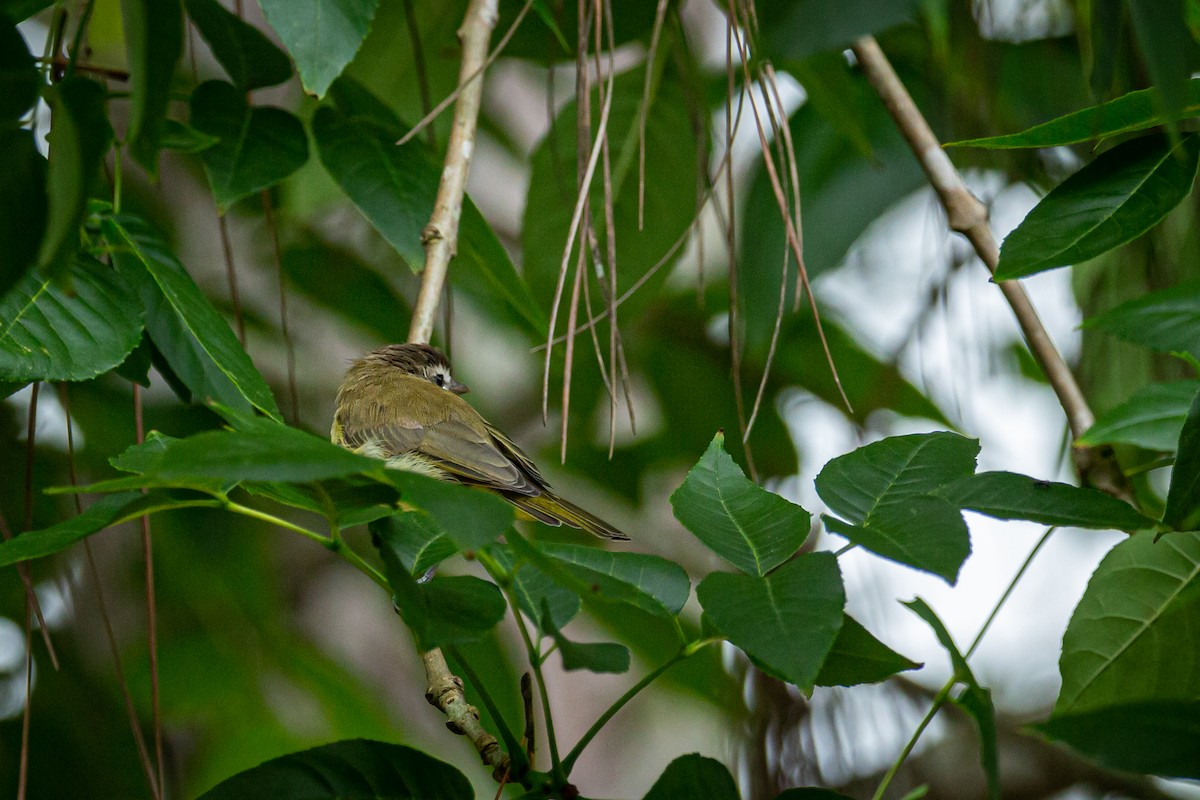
539;543;691;616
484;544;580;634
0;254;144;381
643;754;739;800
364;510;456;576
542;601;631;674
937;471;1154;530
948;80;1200;149
1087;0;1123;98
257;0;379;98
815;432;978;583
1078;380;1200;450
814;614;920;688
197;738;474;799
372;518;506;649
0;13;38;123
0;491;223;567
995;135;1200;280
243;477;400;529
1037;701;1200;779
697;552;844;690
0;0;53;20
184;0;291;90
1165;391;1200;531
905;598;998;800
158;119;219;153
0;128;46;296
381;470;514;551
671;432;811;576
312;88;546;338
755;0;920;60
121;0;183;177
190;80;309;212
775;790;855;800
103;213;281;418
1128;0;1200;127
1057;531;1200;712
38;76;112;276
1084;280;1200;359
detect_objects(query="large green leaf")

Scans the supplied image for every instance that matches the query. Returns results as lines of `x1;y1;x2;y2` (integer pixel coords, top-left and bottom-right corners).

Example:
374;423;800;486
671;432;811;576
0;129;47;297
364;510;456;576
0;255;143;381
1164;390;1200;531
1078;381;1200;451
312;83;545;338
539;542;691;616
1038;701;1200;779
484;543;580;634
815;433;978;583
814;614;920;688
1128;0;1200;126
381;470;514;551
697;552;844;690
102;213;281;418
542;603;631;674
185;0;292;90
121;0;183;177
38;77;112;276
257;0;378;98
1057;531;1200;712
197;739;473;799
949;80;1200;149
755;0;920;60
1084;281;1200;359
937;471;1154;530
190;80;309;212
643;754;739;800
995;135;1200;280
0;14;38;123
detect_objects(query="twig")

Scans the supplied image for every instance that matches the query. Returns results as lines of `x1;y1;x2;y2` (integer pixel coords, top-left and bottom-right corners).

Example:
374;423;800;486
422;649;509;779
260;193;299;424
850;36;1128;496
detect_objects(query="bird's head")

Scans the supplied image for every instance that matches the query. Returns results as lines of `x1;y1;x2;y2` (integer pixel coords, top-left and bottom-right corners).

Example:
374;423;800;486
363;343;470;394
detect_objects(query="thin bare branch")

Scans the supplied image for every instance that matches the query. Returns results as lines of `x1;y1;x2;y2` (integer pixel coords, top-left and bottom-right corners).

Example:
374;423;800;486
261;193;299;424
216;212;245;346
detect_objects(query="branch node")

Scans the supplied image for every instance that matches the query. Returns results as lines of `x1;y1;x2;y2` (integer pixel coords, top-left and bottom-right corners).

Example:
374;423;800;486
420;223;444;248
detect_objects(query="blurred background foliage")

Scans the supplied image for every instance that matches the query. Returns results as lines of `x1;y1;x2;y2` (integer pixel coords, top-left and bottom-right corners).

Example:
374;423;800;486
2;0;1199;798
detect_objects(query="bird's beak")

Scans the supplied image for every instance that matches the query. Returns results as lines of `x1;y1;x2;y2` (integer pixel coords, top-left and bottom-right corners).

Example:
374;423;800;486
449;379;470;395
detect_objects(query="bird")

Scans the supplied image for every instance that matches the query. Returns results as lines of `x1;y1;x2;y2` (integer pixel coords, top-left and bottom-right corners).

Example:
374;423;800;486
331;343;628;541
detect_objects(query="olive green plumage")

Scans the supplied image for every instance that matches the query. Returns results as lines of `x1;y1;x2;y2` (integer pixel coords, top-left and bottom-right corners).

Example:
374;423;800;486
332;343;628;541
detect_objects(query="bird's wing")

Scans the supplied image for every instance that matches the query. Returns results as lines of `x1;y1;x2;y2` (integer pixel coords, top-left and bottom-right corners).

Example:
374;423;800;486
484;422;549;486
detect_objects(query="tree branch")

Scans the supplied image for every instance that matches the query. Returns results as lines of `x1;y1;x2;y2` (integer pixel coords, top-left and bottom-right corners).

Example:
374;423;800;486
850;36;1129;497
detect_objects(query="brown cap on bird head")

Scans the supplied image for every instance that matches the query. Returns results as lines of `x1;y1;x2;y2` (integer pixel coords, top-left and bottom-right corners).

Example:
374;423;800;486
360;343;469;394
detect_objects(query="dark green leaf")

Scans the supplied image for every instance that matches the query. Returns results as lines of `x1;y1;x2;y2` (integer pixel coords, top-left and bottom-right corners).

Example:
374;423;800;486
1088;0;1122;98
485;544;580;634
755;0;920;60
1165;390;1200;530
103;213;281;418
185;0;291;90
0;14;38;123
0;128;46;295
816;433;978;583
1084;280;1200;359
643;754;739;800
775;790;855;800
1037;701;1200;779
0;380;26;397
542;601;630;674
671;432;811;576
366;510;456;576
257;0;379;98
540;542;691;616
243;477;401;529
158;119;220;153
121;0;182;176
938;471;1154;530
697;553;844;690
995;135;1200;280
190;80;309;211
113;332;154;387
0;254;144;381
38;76;112;276
0;0;51;23
949;80;1200;149
905;599;998;800
1129;0;1200;126
1078;380;1200;450
197;739;474;800
814;614;920;688
382;470;514;551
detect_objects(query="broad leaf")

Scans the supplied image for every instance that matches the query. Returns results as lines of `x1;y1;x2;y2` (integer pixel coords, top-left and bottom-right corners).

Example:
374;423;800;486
1087;0;1122;98
364;510;456;576
671;432;811;576
755;0;920;60
938;471;1153;531
815;433;978;583
197;739;473;799
539;543;691;616
159;119;220;154
0;255;143;381
995;135;1200;280
103;213;281;418
643;754;739;800
257;0;377;98
0;14;38;123
243;477;402;530
1057;531;1200;712
1164;390;1200;531
484;544;580;635
1078;381;1200;451
542;602;631;674
814;615;920;688
1084;281;1200;359
121;0;183;176
38;77;112;276
381;470;514;551
185;0;291;90
190;80;309;211
1038;701;1200;779
0;129;46;295
697;552;844;690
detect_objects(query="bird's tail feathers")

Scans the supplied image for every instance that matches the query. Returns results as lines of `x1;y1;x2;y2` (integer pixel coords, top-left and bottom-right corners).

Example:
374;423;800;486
507;492;629;541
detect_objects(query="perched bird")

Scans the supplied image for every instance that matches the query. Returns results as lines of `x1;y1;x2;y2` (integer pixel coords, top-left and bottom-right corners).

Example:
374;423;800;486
331;343;628;541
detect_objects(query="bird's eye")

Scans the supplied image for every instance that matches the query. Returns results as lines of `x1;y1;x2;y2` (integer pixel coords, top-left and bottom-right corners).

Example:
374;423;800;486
434;374;445;387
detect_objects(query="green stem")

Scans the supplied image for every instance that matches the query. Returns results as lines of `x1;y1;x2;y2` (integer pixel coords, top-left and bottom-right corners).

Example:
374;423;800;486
561;637;723;774
64;0;96;79
503;582;563;778
870;681;953;800
967;526;1055;658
